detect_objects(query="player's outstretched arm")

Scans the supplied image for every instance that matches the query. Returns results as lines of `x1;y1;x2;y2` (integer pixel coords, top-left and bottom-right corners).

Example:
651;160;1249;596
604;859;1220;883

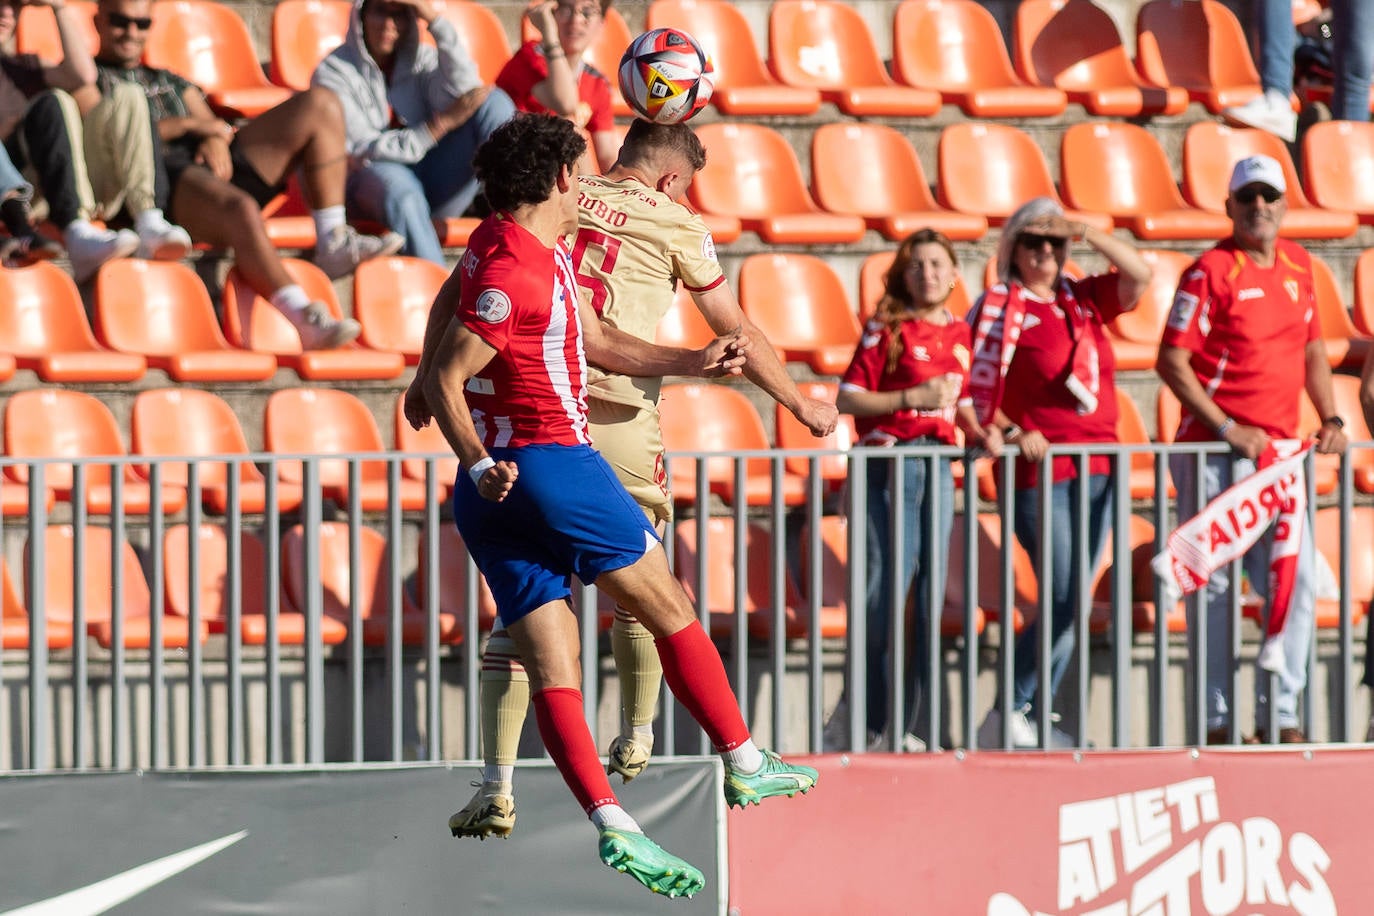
581;300;748;378
404;267;462;430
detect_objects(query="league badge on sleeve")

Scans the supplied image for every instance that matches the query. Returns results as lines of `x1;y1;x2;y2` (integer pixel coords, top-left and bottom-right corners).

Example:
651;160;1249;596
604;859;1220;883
476;289;512;323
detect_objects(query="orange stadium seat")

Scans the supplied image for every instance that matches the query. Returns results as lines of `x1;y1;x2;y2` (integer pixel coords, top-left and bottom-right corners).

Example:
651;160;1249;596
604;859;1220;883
1115;388;1160;500
943;512;1033;634
1012;0;1187;116
654;284;717;350
222;258;406;381
1155;384;1181;445
0;354;13;382
130;388;305;515
1294;386;1339;495
30;525;209;649
4;390;187;516
15;2;97;60
1245;507;1372;629
393;393;459;502
0;262;145;383
1309;255;1372;370
1059;122;1232;241
143;0;292;119
646;0;821;116
1355;248;1374;335
3;554;73;651
265;388;429;512
1090;514;1185;634
1134;0;1262;113
284;521;461;646
1326;375;1374;494
859;250;974;321
0;471;54;520
163;524;347;645
425;0;511;84
810;123;987;242
270;0;350;91
1181;122;1358;239
415;526;499;635
94;260;277;382
257;177;317;249
767;0;940;117
937;122;1112;231
737;253;862;376
689;123;866;245
353;256;450;363
673;516;806;639
891;0;1067;118
1301;120;1374;225
793;515;853;639
1105;249;1192;371
775;380;854;493
659;383;805;508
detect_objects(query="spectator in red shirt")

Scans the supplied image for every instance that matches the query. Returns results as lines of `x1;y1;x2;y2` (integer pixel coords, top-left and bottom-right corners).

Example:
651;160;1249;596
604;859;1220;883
826;228;1002;752
970;197;1151;749
1158;155;1348;745
496;0;617;173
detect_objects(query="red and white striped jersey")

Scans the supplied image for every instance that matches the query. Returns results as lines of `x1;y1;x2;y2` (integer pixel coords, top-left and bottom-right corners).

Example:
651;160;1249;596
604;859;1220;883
455;215;591;448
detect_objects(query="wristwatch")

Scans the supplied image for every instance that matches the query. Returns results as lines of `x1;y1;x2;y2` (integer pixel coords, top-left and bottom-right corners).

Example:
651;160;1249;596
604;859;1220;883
1321;415;1345;429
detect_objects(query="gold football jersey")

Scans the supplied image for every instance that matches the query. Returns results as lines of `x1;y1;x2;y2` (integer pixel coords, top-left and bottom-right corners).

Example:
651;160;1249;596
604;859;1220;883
572;174;724;409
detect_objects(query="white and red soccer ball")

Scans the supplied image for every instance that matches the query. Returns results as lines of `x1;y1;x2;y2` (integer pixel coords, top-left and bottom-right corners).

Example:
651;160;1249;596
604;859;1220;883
617;27;715;124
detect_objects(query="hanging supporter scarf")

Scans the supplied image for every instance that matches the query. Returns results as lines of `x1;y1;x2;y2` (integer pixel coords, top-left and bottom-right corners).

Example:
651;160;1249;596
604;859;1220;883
1151;441;1311;673
968;279;1100;424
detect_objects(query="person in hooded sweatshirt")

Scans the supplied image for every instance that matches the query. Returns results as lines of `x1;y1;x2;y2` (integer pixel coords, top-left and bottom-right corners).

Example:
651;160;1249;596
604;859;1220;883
313;0;516;265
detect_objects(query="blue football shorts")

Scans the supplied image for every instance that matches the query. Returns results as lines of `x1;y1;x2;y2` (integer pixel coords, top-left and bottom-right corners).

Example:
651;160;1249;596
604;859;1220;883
451;443;660;627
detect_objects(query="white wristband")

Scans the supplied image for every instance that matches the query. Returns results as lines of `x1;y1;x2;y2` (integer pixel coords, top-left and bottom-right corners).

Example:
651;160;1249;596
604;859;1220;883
468;456;496;486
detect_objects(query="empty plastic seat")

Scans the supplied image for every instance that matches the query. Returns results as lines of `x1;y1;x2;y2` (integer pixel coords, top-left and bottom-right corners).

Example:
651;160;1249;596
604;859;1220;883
646;0;821;116
222;258;406;381
130;388;305;515
1115;389;1160;500
1302;121;1374;224
425;0;511;83
16;1;97;59
1355;248;1374;336
689;123;865;245
1326;375;1374;494
1060;122;1233;240
0;262;145;382
1134;0;1262;113
0;473;55;520
353;256;450;363
283;522;461;646
859;250;974;321
768;0;940;117
943;513;1033;633
1309;255;1372;370
1013;0;1187;116
4;390;187;516
270;0;351;91
937;122;1112;231
94;259;277;382
892;0;1067;118
737;253;862;375
3;554;73;650
144;0;292;118
1090;514;1185;634
1181;122;1358;239
415;526;498;634
659;383;805;508
1295;386;1341;495
775;380;854;494
810;123;987;242
30;525;208;649
265;388;429;511
654;284;717;350
673;516;805;639
393;392;459;501
1106;249;1193;371
164;524;347;645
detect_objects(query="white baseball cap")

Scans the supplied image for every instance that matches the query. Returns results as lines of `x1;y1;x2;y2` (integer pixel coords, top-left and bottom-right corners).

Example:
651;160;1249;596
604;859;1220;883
1227;155;1286;194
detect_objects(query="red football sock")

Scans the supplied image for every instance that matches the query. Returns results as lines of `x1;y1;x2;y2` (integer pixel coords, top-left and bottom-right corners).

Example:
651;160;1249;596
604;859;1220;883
655;623;750;751
532;687;617;816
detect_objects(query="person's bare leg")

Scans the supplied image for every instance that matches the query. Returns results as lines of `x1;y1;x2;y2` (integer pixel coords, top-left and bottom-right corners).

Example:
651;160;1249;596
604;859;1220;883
232;87;346;208
169;170;292;295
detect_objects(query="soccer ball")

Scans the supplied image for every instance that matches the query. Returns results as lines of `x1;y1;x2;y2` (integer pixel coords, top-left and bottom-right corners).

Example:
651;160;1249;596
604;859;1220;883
617;28;714;124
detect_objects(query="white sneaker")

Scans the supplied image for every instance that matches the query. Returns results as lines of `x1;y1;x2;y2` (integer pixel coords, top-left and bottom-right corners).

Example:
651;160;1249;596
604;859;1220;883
313;225;405;280
135;211;192;261
1366;715;1374;743
900;732;927;753
64;225;139;284
1222;90;1297;143
289;301;361;350
977;706;1067;749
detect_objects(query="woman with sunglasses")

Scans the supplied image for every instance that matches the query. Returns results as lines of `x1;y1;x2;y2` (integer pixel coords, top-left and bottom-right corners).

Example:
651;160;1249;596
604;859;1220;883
827;228;1004;752
969;197;1151;749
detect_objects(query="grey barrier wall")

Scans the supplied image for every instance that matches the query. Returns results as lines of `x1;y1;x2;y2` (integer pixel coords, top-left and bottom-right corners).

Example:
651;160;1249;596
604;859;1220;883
0;760;726;915
0;440;1371;772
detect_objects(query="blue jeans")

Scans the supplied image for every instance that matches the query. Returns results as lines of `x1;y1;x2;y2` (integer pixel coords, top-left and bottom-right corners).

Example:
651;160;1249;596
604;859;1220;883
1256;0;1296;95
861;445;955;737
347;88;515;265
1169;452;1317;730
1009;474;1113;714
1331;0;1374;121
0;142;30;200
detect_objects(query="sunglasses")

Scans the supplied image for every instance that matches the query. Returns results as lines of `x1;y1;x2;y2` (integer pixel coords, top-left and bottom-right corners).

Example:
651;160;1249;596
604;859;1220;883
1017;233;1065;249
554;4;602;20
1233;186;1283;205
107;11;153;30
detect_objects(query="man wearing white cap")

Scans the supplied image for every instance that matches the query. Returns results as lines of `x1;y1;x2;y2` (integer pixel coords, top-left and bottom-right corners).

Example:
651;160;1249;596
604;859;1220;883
1156;154;1348;746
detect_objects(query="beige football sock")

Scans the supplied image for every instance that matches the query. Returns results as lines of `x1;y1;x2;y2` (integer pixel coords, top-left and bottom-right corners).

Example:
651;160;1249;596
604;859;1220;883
611;610;663;736
480;631;530;769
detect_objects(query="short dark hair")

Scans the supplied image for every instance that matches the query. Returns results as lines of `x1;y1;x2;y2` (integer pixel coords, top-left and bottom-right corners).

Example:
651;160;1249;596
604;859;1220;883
473;113;587;213
617;119;707;172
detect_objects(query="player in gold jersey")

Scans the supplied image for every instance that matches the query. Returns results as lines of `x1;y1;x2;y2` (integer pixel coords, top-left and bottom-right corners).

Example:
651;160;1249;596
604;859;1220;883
448;119;838;838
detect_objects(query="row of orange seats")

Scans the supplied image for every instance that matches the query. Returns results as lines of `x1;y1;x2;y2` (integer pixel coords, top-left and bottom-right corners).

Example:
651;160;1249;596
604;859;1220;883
23;0;1366;123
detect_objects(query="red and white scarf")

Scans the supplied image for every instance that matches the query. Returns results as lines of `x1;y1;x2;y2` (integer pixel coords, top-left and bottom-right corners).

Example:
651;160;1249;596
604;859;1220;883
968;280;1100;424
1151;441;1311;672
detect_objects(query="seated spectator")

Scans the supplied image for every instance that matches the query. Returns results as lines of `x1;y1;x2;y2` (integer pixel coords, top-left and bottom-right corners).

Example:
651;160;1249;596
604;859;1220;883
312;0;516;266
0;141;63;267
92;0;404;349
496;0;618;173
0;0;140;280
